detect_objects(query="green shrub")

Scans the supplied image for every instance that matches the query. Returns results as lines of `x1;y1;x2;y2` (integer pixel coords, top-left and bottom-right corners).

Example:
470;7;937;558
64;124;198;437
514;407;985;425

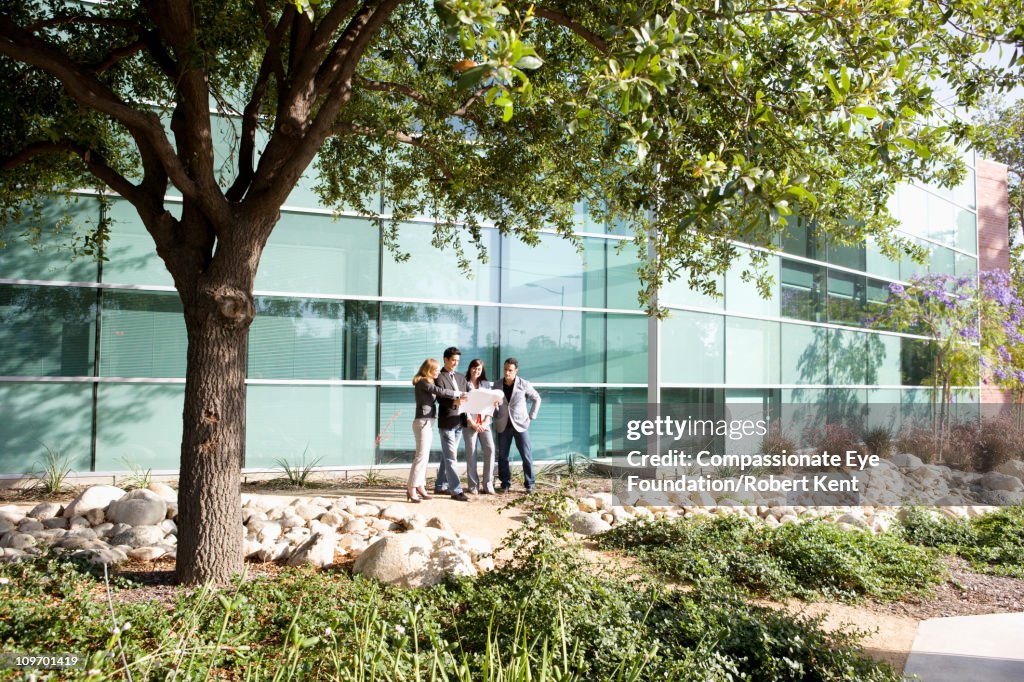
600;515;943;602
899;506;1024;578
861;426;894;459
894;427;939;464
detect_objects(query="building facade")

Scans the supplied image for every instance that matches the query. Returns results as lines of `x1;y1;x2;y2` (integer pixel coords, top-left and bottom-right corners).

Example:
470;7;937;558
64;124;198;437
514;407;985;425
0;140;1007;477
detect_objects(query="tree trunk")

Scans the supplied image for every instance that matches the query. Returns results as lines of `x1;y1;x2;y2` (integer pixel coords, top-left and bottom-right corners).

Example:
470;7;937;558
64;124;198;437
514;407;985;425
175;279;255;585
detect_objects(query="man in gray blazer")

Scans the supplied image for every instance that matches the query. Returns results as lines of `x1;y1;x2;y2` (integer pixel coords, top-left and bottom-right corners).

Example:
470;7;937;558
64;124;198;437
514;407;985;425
494;357;541;493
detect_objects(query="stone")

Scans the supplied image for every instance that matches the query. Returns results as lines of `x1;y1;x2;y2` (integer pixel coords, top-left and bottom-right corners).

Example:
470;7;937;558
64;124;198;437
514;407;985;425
72;547;128;566
107;489;168;526
165;503;178;520
994;459;1024;481
292;503;328;522
890;453;924;470
59;536;103;551
109;525;165;548
434;545;477;577
127;546;166;562
42;517;69;530
342;518;369;535
337;533;369;555
426;517;454;533
980;472;1024;492
835;513;869;530
147;481;177;503
319;511;347;527
159;519;177;535
252;542;291;563
353;532;442;588
287;531;338;568
380;505;412;523
63;485;127;518
351;504;380;517
70;527;100;540
17;519;44;532
331;496;358;511
280;515;306;529
6;534;37;550
0;509;25;524
569;512;612;536
28;502;63;520
84;508;106;525
577;497;598;513
0;520;13;535
592;492;614;510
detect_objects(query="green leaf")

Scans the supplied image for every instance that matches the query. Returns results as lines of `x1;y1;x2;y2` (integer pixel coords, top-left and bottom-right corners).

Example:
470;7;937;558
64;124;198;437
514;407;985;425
514;55;544;71
852;105;880;118
457;65;489;91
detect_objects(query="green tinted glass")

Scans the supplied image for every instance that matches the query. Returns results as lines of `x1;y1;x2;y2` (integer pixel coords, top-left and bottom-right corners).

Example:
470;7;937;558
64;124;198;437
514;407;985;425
0;382;93;474
0;197;100;282
0;284;95;376
661;310;724;384
95;382;184;471
100;290;186;377
380;303;499;383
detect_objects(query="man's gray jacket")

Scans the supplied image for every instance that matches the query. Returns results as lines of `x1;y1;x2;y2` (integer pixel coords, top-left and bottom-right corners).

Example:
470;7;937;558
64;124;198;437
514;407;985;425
493;376;541;433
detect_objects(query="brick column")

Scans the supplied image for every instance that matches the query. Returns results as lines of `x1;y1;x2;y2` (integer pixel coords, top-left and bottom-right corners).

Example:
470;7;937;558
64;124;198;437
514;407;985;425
977;159;1011;404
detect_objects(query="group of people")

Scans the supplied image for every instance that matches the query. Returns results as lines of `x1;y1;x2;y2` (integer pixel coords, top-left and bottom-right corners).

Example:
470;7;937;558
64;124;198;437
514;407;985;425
409;347;541;502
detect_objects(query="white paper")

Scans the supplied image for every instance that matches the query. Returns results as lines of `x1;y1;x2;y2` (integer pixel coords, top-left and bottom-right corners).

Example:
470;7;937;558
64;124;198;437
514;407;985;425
458;388;504;416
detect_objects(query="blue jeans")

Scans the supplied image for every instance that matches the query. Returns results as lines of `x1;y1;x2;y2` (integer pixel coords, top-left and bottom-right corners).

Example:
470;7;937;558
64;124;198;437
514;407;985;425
497;426;534;490
436;426;464;494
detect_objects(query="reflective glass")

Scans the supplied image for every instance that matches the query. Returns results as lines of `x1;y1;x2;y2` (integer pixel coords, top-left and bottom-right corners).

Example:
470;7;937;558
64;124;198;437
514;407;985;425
725;251;779;316
249;298;377;380
100;290;186;378
380;303;499;382
0;382;93;474
95;382;184;471
606;239;643;310
826;270;867;326
900;339;935;386
895;185;930;239
900;240;931;280
381;221;498;302
0;197;100;282
865;236;901;280
780;259;825;322
781;217;820;259
246;385;376;468
661;310;724;384
499;308;601;383
526;388;603;459
258;212;379;296
929;245;956;277
725;317;780;385
661;270;724;310
780;323;828;384
865;333;902;386
828;328;867;385
955;253;978;278
377;385;440;463
825;237;866;271
606;314;647;383
501;233;604;308
103;199;176;287
0;284;95;376
957;209;978;254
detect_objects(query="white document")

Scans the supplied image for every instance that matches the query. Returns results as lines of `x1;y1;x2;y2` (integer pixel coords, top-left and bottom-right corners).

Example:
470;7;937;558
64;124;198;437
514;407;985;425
458;388;504;417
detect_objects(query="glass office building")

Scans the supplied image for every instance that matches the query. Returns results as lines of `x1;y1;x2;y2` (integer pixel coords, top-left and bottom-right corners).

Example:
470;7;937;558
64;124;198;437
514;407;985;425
0;141;989;476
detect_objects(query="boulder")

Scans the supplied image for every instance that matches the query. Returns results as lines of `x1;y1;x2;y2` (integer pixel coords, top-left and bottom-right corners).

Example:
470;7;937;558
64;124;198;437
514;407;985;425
42;517;69;530
147;481;177;503
292;503;328;522
569;511;612;536
980;472;1024;492
127;546;166;562
28;502;63;520
109;525;166;548
380;505;412;523
287;531;338;568
353;532;443;588
434;545;477;578
17;519;44;533
63;485;127;518
426;517;454;533
84;508;106;526
107;489;168;526
890;453;924;470
994;459;1024;481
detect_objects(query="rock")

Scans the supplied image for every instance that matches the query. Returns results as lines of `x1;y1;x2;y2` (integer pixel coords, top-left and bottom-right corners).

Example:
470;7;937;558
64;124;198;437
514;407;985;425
434;545;477;578
63;485;127;518
127;546;166;562
280;515;306;529
252;542;291;563
72;547;128;566
591;492;614;510
464;537;492;561
353;532;442;588
287;531;337;568
980;472;1024;492
292;503;328;522
331;496;358;511
890;453;924;470
380;505;412;523
570;512;612;535
84;508;105;526
319;511;348;527
835;513;869;530
109;525;166;548
159;519;177;535
342;518;369;535
69;527;100;540
350;504;380;518
42;517;69;530
0;520;14;535
249;520;282;544
577;497;598;513
6;534;37;550
59;536;103;551
17;519;44;532
147;481;177;503
165;503;178;520
337;534;369;556
426;517;454;533
0;509;25;524
28;502;63;520
107;489;168;526
994;459;1024;481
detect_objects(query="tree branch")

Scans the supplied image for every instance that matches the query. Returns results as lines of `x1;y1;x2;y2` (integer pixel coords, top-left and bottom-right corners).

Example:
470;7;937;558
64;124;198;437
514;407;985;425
1;141;144;204
354;75;427;103
335;122;454;180
27;14;141;32
529;5;608;53
94;40;147;73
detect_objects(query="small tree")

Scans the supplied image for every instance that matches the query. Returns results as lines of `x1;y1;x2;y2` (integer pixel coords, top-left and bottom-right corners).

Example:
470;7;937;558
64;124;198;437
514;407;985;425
979;267;1024;425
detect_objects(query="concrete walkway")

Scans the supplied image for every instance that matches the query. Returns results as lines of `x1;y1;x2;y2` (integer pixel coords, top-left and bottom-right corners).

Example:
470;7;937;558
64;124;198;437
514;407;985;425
903;612;1024;681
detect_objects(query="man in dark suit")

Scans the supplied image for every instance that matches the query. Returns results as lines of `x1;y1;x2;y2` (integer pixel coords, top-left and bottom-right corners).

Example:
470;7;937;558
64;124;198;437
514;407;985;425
494;357;542;493
434;346;470;501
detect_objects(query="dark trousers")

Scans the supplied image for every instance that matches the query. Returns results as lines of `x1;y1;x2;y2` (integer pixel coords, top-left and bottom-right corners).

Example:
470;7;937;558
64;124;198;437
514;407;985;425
497;426;534;490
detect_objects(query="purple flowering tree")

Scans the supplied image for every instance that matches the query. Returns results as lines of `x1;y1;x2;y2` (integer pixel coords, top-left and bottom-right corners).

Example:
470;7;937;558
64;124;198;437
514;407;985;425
873;271;1024;432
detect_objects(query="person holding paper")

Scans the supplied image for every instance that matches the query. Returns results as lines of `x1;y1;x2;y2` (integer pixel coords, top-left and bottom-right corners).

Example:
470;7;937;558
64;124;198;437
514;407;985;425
434;346;471;501
494;357;542;493
463;359;499;494
409;358;465;503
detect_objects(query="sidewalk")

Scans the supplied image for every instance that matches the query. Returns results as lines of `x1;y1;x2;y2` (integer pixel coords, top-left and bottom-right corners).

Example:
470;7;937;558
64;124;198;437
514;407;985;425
904;612;1024;681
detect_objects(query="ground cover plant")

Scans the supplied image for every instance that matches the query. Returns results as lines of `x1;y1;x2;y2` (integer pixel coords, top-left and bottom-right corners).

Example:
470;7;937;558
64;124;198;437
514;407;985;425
599;514;944;602
0;517;904;681
898;506;1024;578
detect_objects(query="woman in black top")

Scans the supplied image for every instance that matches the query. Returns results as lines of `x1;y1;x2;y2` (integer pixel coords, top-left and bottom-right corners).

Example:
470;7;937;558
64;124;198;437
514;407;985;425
410;358;463;502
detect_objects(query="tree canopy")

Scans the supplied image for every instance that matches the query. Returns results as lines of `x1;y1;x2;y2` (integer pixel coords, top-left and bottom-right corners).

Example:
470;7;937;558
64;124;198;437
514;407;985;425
1;0;1021;584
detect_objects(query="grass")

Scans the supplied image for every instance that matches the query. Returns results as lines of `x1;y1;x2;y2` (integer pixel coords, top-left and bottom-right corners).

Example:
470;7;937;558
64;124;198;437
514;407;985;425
273;447;324;488
0;498;905;682
599;514;945;602
30;445;74;495
898;506;1024;578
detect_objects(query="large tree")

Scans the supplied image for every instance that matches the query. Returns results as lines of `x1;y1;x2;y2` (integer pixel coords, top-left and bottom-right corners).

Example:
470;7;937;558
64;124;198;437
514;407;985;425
0;0;1010;584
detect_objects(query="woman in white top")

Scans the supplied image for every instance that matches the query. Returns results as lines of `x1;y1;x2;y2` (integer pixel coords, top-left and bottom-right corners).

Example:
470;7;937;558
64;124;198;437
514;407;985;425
463;358;497;494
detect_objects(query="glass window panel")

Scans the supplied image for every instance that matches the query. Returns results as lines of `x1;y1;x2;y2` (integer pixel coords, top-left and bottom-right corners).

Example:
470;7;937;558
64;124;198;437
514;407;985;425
865;279;900;333
865;237;901;280
0;382;93;474
377;385;441;463
0;284;95;376
929;245;956;277
825;237;866;271
500;308;601;383
953;167;976;210
380;221;500;302
826;270;867;326
606;240;643;310
95;382;184;471
725;317;780;385
604;387;649;453
246;385;376;468
865;333;901;386
526;388;603;459
780;323;828;384
103;199;176;287
900;339;934;386
257;212;379;297
380;303;499;382
900;387;935;427
501;233;600;308
725;251;779;317
957;209;978;254
661;310;724;384
828;328;867;385
900;240;931;281
896;185;930;239
100;291;186;378
780;259;825;322
0;197;100;282
291;155;382;213
781;217;820;259
249;298;377;380
955;253;978;278
662;270;724;310
606;314;647;383
926;194;959;247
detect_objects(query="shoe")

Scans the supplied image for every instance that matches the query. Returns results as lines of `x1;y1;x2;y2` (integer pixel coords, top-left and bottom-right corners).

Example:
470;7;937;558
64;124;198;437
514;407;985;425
467;488;479;495
406;492;422;503
524;487;534;495
498;485;511;494
416;487;432;498
450;492;470;502
482;488;495;495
